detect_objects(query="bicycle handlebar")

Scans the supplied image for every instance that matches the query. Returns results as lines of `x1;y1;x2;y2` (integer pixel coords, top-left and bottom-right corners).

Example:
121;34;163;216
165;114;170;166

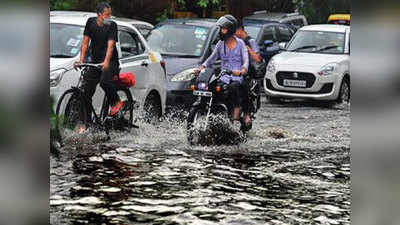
74;63;103;70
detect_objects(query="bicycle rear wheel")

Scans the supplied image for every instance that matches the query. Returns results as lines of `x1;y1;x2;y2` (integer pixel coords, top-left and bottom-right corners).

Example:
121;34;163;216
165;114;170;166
101;88;134;130
55;89;88;132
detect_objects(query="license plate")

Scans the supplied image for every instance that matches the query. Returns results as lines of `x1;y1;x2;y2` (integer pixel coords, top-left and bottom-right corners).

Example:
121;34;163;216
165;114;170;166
283;79;306;87
193;90;212;97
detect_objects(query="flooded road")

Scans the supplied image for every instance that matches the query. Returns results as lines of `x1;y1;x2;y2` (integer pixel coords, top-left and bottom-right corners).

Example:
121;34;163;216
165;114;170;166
50;99;350;224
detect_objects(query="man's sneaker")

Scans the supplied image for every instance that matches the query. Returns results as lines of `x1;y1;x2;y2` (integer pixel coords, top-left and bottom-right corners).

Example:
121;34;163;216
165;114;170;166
109;100;124;117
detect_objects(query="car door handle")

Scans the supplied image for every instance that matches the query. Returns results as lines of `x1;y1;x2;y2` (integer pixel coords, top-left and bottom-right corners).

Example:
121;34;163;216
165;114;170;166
141;61;148;67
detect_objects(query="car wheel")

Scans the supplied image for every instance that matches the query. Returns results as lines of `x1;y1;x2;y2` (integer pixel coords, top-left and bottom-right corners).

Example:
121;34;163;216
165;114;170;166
337;77;350;103
143;92;162;123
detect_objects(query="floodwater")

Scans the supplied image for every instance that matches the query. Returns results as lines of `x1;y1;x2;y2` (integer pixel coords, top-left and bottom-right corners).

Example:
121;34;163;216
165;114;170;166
50;100;350;225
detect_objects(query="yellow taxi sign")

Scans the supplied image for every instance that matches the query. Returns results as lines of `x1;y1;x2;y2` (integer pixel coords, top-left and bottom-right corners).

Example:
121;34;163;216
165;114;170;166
328;14;350;25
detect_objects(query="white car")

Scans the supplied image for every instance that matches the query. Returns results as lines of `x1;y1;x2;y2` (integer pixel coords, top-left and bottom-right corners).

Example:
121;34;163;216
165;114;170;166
264;24;350;103
50;11;154;38
50;15;167;118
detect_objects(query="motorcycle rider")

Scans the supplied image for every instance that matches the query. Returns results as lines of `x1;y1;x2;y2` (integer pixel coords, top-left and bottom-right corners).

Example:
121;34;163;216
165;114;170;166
195;15;249;121
235;20;262;126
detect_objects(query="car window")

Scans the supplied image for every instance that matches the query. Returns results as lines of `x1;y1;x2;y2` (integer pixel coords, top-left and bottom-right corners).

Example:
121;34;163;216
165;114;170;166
138;28;151;38
50;23;84;58
278;26;292;42
286;30;346;54
119;30;143;58
243;25;262;40
259;26;277;45
147;24;210;57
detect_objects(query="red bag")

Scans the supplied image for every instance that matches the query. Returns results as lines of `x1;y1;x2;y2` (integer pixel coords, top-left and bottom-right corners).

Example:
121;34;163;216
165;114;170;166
114;72;136;87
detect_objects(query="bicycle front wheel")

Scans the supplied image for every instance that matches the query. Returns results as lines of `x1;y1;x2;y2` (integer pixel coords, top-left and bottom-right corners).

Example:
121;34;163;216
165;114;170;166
55;89;88;132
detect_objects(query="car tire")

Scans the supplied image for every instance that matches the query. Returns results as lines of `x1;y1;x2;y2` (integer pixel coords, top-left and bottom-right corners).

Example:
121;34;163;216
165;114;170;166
143;92;162;123
337;77;350;104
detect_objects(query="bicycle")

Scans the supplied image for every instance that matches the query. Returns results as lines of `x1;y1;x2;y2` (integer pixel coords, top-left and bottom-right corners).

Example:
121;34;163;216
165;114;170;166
55;63;138;138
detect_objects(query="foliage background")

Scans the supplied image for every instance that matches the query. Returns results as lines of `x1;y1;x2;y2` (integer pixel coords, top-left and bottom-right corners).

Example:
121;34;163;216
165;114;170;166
50;0;350;24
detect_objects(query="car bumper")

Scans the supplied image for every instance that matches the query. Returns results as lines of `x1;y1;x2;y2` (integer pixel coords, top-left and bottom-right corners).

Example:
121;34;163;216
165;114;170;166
166;90;194;106
166;80;194;106
264;69;341;100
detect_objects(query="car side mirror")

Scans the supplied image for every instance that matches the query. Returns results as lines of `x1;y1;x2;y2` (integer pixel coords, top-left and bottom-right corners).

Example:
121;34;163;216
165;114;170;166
279;42;287;50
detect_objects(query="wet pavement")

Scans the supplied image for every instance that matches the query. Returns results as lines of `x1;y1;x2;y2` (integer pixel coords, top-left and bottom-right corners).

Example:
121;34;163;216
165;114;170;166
50;99;350;224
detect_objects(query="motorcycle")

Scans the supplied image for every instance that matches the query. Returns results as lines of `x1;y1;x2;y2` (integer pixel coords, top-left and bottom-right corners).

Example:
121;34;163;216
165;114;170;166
186;69;260;145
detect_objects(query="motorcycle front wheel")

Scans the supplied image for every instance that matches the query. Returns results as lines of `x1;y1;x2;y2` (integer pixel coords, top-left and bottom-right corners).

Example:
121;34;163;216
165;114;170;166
186;107;203;145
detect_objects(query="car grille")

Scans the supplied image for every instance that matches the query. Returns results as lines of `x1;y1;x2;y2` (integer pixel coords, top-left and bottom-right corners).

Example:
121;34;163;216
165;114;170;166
276;71;316;88
265;79;333;94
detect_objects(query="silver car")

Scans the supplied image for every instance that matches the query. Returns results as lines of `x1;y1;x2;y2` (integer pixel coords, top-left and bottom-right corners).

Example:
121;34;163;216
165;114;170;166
50;15;167;118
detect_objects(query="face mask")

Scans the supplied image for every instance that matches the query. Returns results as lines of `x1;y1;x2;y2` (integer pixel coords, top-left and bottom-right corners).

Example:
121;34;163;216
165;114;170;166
103;18;112;25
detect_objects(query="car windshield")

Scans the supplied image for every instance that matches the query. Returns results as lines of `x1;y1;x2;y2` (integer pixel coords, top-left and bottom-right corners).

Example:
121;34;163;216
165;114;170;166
147;24;210;57
287;30;346;54
50;23;84;58
244;25;261;39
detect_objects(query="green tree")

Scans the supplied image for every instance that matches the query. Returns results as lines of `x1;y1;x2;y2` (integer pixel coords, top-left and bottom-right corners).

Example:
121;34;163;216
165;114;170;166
197;0;220;8
50;0;75;10
294;0;350;24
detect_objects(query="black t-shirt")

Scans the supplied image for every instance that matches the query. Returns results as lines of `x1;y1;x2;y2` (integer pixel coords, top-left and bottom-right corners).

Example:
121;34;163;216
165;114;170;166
84;17;119;63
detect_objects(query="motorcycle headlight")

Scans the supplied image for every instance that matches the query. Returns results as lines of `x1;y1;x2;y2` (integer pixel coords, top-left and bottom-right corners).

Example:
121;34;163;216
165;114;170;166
318;63;338;76
266;59;276;74
198;82;208;90
171;68;196;82
50;68;67;87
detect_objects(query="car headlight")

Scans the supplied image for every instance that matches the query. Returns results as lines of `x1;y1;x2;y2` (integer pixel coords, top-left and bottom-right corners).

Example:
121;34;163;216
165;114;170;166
318;63;338;76
171;68;196;82
266;59;276;74
50;69;67;87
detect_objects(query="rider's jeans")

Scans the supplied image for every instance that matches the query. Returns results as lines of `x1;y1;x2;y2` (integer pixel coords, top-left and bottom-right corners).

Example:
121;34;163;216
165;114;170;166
220;73;244;110
240;80;250;113
228;81;241;108
81;61;120;110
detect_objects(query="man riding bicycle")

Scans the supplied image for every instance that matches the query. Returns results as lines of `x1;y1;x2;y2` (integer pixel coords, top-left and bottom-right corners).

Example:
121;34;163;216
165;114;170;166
195;15;249;121
74;2;123;119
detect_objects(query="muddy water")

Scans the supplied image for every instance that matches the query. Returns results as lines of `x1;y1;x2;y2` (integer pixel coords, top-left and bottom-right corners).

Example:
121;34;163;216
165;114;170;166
50;100;350;224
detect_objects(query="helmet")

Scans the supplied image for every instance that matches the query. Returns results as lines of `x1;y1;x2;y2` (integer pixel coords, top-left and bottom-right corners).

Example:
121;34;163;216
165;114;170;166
224;14;238;28
216;15;237;40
